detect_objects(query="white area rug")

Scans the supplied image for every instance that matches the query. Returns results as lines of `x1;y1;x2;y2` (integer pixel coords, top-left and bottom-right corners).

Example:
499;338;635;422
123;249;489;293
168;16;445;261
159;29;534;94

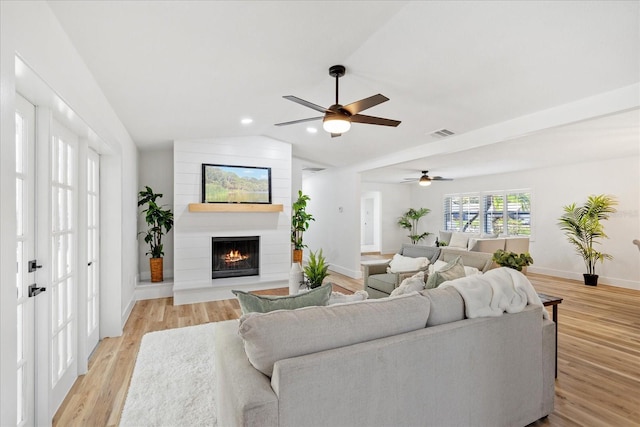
120;323;218;426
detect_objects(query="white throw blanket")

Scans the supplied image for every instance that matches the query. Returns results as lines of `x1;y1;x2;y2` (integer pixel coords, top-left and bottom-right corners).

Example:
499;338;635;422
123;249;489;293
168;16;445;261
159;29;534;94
440;267;549;320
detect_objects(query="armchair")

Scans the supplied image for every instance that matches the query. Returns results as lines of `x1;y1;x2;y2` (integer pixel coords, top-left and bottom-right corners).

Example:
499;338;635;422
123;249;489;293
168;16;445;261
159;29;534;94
364;244;440;299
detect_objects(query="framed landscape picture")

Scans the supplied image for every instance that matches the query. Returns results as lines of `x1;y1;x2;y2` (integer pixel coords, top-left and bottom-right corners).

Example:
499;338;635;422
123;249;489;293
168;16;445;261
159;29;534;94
201;164;272;204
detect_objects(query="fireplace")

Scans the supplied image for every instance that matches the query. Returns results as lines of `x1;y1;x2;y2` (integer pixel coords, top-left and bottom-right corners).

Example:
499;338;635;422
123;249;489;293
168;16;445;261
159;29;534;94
211;236;259;279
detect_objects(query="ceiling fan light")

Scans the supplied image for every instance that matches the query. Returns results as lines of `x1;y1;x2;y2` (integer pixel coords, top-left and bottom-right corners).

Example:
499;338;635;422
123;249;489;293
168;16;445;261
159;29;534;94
419;175;432;186
323;117;351;134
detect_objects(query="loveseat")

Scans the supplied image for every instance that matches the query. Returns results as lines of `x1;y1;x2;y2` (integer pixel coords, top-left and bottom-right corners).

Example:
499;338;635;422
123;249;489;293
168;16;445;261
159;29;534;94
215;284;555;427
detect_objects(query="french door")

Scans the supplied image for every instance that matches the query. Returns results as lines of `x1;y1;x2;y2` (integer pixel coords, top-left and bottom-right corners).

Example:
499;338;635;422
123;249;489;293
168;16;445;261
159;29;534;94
48;120;79;413
15;92;99;424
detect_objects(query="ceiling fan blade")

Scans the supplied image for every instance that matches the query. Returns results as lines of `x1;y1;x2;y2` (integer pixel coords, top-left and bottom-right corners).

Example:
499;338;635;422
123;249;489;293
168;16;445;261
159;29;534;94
331;133;342;138
343;94;389;115
431;176;454;181
350;114;401;127
274;117;323;126
283;95;328;113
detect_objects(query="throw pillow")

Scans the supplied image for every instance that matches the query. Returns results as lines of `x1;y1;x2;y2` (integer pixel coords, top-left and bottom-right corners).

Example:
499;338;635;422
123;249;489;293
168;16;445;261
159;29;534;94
448;232;470;249
386;253;429;273
425;256;466;289
232;284;331;315
328;290;368;305
390;271;426;297
428;260;449;274
464;266;482;276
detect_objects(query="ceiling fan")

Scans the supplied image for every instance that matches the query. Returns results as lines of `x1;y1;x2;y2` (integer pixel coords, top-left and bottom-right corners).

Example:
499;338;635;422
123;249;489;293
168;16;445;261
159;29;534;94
274;65;401;137
403;171;453;186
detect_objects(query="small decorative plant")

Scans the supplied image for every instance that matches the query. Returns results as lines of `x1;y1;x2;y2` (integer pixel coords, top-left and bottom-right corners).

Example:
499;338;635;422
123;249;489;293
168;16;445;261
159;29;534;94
291;190;314;262
138;186;174;282
557;194;617;285
492;249;533;272
304;249;329;289
397;207;431;244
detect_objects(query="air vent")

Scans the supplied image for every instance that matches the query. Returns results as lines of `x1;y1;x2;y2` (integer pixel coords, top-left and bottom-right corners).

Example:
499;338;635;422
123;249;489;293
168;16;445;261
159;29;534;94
302;167;325;173
429;128;455;138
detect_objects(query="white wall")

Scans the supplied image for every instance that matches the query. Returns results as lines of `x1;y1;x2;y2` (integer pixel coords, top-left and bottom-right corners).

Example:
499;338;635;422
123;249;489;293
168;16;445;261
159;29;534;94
411;155;640;289
172;136;292;304
304;169;362;278
361;182;413;253
138;149;174;280
1;2;139;425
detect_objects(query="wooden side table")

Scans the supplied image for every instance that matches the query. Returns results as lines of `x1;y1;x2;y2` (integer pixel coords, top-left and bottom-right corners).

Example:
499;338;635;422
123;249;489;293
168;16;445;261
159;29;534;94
538;293;563;378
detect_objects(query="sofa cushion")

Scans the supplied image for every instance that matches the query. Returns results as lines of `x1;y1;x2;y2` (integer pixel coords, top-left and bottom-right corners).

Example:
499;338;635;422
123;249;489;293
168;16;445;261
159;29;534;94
232;284;331;315
438;230;453;245
387;253;429;273
425;256;466;289
390;271;426;297
469;238;505;253
422;287;466;326
399;244;441;264
448;232;470;249
367;273;397;294
238;292;431;376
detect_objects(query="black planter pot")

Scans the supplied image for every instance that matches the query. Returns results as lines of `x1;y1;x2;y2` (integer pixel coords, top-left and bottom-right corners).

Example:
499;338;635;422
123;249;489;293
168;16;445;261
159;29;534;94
583;273;599;286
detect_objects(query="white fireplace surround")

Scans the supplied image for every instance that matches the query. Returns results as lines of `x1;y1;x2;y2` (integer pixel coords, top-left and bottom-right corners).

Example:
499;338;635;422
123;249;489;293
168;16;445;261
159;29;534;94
172;136;292;305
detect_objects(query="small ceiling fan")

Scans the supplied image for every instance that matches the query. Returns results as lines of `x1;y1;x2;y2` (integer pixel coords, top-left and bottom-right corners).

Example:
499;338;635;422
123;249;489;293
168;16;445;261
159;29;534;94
403;171;453;186
275;65;401;137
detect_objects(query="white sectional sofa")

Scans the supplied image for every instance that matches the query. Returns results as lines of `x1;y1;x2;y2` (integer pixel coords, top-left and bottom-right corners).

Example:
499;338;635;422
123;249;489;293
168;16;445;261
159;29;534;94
215;283;555;426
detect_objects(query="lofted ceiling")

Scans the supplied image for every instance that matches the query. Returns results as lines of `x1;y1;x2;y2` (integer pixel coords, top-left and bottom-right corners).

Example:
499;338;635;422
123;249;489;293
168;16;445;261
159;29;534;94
47;1;639;182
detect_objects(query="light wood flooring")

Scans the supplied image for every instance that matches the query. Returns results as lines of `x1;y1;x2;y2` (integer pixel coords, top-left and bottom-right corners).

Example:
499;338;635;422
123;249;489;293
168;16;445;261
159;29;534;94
54;269;640;426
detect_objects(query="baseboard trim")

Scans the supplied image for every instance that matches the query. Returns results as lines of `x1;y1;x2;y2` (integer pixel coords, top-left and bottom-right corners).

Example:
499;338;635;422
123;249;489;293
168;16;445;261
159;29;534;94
527;267;640;290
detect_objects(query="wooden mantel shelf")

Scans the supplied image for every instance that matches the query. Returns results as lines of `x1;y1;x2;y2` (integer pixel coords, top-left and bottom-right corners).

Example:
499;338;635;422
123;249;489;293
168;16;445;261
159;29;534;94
188;203;284;213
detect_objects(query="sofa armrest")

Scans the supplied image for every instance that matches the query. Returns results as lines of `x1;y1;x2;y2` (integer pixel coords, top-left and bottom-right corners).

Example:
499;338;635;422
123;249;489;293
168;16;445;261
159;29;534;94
215;320;278;427
362;261;391;285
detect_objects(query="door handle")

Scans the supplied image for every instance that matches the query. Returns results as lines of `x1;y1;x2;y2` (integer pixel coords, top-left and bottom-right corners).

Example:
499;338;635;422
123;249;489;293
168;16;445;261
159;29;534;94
87;261;93;266
28;284;46;298
28;260;43;272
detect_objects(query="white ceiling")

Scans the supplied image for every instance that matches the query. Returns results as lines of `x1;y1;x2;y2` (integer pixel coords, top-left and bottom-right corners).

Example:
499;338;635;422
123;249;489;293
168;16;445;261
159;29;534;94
47;1;639;182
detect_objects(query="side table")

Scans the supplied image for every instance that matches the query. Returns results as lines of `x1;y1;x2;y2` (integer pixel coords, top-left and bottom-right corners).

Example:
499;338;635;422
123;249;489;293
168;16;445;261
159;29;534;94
538;293;563;378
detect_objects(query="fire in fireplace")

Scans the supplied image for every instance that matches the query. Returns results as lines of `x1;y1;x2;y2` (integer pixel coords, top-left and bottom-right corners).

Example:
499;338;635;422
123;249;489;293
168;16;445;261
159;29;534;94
211;236;259;279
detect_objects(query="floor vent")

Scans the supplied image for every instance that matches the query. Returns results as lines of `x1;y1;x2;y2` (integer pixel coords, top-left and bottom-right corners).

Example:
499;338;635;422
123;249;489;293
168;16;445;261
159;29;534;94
429;128;455;138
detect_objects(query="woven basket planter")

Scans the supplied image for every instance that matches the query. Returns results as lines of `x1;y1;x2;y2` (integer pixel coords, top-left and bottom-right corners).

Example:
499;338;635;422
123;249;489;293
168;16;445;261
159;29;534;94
150;258;164;282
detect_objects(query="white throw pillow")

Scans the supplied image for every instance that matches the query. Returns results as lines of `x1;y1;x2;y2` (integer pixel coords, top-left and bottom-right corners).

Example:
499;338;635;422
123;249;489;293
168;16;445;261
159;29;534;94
448;232;470;249
428;260;449;274
387;254;429;273
328;290;368;305
390;271;426;297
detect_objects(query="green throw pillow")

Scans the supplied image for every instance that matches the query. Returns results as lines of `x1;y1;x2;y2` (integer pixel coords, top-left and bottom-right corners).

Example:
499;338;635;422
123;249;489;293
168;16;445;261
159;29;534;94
232;284;332;315
425;256;466;289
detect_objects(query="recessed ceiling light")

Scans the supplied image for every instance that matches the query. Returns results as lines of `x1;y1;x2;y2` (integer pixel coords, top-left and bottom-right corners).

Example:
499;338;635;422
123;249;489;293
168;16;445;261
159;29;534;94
241;118;253;125
306;127;318;134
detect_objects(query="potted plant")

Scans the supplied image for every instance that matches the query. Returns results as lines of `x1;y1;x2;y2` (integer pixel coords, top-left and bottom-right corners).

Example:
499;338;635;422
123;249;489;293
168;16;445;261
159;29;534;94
291;190;314;263
397;207;431;244
138;186;174;282
557;194;617;286
492;249;533;272
304;249;330;289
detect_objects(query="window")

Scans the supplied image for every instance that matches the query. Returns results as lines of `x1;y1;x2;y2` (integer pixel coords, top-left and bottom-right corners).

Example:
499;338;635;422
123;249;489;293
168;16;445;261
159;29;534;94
444;190;531;237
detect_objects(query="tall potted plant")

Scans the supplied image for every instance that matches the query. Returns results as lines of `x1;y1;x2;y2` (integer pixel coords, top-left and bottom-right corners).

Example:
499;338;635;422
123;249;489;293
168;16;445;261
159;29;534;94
557;194;617;286
138;186;174;282
291;190;314;263
397;207;431;244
